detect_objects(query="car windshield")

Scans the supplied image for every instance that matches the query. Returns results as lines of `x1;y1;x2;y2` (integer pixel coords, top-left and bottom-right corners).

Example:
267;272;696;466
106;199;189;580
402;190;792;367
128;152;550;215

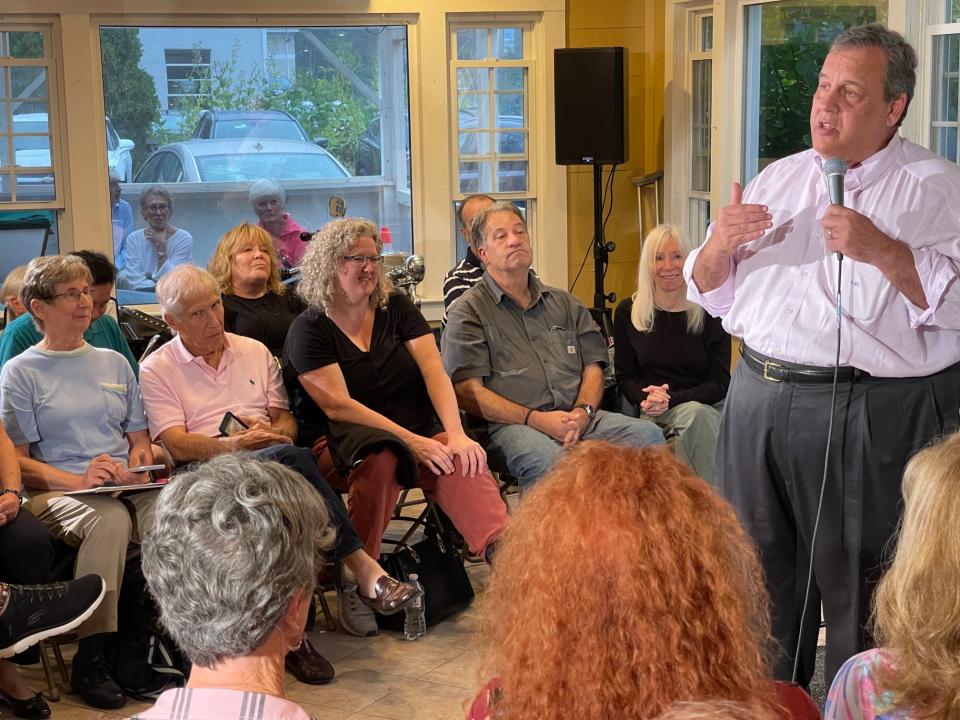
213;120;306;142
195;152;347;181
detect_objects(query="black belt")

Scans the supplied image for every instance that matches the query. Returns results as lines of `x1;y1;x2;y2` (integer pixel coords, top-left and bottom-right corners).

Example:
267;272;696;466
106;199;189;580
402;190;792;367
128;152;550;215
741;345;870;384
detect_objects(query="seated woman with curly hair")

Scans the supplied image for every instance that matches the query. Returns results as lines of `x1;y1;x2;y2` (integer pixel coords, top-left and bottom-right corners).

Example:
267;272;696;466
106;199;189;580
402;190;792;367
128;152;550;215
469;441;819;720
283;218;508;634
825;433;960;720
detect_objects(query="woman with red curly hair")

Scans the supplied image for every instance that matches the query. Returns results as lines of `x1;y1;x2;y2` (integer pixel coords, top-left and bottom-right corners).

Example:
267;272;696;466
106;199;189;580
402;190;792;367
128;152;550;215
469;442;818;720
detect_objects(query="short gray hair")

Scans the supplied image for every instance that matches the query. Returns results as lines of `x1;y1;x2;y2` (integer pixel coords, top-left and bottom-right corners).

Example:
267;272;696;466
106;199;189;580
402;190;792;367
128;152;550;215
297;217;392;313
142;455;334;668
139;186;173;210
20;255;92;332
470;201;526;250
831;23;917;127
155;264;221;319
108;170;123;184
249;179;285;207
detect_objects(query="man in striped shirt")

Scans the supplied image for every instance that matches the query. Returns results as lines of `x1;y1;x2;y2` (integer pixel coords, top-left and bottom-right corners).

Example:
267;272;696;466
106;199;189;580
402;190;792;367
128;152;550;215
442;194;494;324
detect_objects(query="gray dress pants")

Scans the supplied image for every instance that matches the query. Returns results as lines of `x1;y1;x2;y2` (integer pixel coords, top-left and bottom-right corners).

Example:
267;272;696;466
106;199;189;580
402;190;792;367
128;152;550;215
718;356;960;688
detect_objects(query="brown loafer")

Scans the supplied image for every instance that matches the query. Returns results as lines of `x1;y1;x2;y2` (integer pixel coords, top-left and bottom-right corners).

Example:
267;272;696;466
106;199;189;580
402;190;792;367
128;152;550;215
358;575;422;616
285;637;335;685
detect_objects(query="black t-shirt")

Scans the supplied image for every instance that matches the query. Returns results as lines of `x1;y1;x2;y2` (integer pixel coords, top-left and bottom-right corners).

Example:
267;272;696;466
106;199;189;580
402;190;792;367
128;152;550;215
613;297;731;409
283;292;438;446
223;291;306;357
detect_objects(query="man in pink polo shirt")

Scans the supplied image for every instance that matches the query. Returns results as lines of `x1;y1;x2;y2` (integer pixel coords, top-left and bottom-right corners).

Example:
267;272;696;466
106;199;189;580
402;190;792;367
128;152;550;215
138;266;419;682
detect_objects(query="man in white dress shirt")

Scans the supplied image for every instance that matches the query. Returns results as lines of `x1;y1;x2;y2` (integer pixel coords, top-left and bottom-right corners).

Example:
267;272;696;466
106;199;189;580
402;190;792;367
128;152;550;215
684;24;960;686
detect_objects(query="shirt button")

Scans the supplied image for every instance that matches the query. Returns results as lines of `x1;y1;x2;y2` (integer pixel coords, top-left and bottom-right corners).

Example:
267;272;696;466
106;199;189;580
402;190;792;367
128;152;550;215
800;271;808;279
786;307;794;314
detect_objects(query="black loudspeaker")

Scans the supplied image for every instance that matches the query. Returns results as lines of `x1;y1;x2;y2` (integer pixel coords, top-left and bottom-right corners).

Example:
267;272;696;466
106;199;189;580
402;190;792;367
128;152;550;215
554;47;629;165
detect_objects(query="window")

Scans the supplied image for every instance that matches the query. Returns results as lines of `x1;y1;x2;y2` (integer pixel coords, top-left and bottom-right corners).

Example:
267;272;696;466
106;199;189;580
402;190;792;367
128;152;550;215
451;25;531;195
925;2;960;163
164;48;211;111
0;26;59;205
930;32;959;162
689;11;713;246
100;25;413;305
740;1;888;184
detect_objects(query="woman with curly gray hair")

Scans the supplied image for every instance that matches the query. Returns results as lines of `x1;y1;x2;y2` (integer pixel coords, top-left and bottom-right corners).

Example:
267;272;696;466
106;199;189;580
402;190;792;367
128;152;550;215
140;454;332;720
284;218;507;632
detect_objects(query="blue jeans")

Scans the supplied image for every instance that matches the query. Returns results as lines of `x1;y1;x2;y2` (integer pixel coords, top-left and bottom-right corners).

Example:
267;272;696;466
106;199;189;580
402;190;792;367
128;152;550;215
247;445;364;561
486;410;664;490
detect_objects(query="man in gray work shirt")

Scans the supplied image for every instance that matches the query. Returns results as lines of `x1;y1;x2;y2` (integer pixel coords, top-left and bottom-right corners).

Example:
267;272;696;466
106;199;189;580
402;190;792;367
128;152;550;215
442;201;663;489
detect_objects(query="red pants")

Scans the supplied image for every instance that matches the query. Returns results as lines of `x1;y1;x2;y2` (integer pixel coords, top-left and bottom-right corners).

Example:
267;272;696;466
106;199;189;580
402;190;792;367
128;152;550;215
318;433;508;559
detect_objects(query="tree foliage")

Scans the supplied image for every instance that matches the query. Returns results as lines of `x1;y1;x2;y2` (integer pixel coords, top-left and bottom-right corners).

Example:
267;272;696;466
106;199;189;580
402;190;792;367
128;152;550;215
148;31;380;172
100;28;160;169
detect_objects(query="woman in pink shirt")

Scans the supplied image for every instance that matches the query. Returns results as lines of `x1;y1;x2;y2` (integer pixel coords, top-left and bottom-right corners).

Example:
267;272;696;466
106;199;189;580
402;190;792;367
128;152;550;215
141;454;332;720
248;180;309;271
825;434;960;720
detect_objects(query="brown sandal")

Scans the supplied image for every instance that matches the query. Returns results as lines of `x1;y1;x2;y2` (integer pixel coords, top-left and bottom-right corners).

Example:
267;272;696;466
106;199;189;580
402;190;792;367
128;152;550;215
358;575;422;616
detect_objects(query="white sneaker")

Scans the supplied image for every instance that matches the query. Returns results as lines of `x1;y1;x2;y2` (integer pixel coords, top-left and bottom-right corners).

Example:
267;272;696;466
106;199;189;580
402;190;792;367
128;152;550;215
337;583;378;637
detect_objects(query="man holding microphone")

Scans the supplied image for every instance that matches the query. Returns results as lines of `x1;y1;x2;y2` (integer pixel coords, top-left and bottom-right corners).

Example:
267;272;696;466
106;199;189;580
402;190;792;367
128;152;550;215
684;24;960;687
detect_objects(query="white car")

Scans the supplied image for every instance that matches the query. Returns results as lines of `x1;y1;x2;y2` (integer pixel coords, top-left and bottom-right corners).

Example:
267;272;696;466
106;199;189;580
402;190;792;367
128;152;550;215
106;117;135;181
12;113;135;182
134;138;350;183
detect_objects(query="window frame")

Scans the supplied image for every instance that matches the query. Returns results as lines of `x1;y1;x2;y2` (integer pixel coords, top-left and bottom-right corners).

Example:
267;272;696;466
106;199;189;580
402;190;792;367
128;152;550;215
0;21;64;210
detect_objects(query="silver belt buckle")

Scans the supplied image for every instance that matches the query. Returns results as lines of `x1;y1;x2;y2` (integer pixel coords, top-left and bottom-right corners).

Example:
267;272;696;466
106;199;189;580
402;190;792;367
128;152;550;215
762;360;783;382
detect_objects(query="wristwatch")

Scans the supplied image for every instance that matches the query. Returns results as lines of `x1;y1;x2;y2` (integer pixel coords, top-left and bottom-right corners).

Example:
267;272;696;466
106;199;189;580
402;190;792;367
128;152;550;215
573;403;595;419
0;488;24;506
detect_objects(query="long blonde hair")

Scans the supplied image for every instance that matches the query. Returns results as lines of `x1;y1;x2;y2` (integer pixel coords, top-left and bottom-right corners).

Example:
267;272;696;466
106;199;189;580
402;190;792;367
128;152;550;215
872;433;960;719
630;224;703;335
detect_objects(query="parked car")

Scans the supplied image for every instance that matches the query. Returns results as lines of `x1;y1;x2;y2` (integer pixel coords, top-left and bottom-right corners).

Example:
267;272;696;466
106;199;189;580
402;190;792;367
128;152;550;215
11;113;135;182
106;116;135;181
191;109;324;145
133;138;351;183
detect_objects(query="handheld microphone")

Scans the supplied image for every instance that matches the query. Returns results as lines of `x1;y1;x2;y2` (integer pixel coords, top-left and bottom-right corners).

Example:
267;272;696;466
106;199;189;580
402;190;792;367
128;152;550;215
823;157;847;261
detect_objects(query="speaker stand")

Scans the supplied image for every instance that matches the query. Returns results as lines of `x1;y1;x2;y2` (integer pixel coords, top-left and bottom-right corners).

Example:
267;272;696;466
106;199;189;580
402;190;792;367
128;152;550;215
590;162;615;340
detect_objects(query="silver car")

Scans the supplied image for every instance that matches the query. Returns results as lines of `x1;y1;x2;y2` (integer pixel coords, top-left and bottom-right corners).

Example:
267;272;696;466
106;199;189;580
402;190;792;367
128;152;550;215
133;138;350;183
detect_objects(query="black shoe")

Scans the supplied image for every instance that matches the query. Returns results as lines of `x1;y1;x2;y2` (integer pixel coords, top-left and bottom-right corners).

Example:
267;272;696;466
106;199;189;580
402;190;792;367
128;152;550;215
284;638;335;685
0;575;106;659
0;690;51;720
71;655;125;710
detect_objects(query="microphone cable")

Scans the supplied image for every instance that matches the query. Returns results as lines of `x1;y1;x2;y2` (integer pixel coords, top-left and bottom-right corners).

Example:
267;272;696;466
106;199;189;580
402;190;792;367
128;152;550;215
791;252;843;683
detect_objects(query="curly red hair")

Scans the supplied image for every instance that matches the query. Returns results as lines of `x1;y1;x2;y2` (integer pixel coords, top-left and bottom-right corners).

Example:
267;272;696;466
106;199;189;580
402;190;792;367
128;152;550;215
476;442;781;719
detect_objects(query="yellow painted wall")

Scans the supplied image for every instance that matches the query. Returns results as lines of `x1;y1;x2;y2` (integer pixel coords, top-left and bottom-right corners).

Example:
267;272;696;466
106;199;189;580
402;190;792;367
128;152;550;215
565;0;664;311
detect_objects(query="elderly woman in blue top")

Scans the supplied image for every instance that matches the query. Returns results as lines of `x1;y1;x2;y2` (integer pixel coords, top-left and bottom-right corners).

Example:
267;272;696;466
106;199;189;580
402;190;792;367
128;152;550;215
0;255;161;711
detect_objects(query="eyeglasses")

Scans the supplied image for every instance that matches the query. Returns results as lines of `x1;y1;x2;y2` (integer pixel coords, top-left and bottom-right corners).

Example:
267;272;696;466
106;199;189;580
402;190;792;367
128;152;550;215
145;203;170;213
342;254;384;266
49;287;92;303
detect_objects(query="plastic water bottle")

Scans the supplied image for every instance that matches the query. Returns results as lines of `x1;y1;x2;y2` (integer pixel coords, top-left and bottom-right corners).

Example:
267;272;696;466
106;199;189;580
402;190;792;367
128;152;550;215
403;574;426;640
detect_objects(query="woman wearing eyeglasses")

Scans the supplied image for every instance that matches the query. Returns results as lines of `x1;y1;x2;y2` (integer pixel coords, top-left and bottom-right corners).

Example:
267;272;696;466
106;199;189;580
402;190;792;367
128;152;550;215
122;186;194;291
283;218;507;633
0;255;168;710
208;223;306;358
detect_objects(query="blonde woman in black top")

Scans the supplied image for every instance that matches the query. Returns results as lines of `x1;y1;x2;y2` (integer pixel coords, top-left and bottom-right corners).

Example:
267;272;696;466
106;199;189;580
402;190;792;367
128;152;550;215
613;224;730;485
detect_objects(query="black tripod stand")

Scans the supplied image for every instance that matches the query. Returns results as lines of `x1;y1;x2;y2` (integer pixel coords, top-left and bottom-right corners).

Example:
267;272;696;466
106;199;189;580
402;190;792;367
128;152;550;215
589;162;616;339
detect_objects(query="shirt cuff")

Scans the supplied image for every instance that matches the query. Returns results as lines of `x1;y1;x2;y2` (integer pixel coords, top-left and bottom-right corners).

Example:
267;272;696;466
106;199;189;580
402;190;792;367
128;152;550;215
683;245;736;316
902;246;958;328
